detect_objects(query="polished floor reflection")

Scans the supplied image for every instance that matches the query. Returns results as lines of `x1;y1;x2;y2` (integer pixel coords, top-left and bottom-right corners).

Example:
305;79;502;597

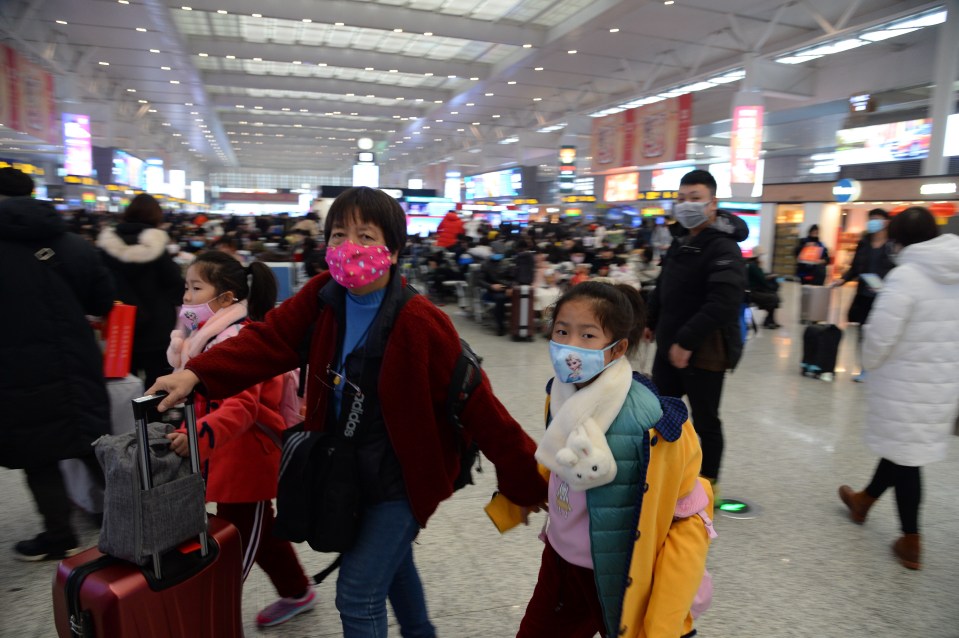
2;283;957;637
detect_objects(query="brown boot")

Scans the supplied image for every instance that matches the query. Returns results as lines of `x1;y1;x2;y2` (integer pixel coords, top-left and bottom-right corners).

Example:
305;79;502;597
893;534;921;570
838;485;877;524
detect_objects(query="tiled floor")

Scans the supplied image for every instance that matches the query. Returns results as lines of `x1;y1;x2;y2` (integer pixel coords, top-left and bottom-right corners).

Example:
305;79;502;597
3;282;958;637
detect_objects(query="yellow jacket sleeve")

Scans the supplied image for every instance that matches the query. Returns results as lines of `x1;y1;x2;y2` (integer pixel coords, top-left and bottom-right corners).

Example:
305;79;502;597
620;421;712;638
644;424;711;637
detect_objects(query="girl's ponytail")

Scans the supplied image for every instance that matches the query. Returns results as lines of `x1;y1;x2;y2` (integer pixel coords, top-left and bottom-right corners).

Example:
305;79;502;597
191;250;278;321
246;262;278;321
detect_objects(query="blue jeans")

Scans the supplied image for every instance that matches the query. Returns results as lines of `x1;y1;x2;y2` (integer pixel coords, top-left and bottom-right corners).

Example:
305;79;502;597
335;499;436;638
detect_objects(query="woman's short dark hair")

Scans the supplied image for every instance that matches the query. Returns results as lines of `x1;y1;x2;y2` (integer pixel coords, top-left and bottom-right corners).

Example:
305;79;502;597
550;281;646;357
323;187;407;254
123;194;163;227
888;207;940;248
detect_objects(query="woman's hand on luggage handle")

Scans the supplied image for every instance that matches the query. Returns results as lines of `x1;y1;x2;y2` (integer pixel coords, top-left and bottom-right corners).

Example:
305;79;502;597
146;370;200;412
165;432;190;458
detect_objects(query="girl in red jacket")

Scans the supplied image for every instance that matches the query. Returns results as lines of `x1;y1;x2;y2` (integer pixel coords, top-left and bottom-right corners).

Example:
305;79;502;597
165;250;314;629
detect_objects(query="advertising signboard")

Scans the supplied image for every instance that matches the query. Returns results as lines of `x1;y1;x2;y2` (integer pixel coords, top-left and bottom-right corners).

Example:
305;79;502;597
730;105;764;187
603;173;639;202
63;113;93;177
590;94;692;173
835;118;932;165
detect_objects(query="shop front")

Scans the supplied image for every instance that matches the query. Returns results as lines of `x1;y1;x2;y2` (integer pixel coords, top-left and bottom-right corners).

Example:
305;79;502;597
762;177;958;280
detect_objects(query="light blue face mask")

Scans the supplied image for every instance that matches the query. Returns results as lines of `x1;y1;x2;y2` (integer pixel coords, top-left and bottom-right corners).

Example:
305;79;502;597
549;339;621;385
866;219;886;234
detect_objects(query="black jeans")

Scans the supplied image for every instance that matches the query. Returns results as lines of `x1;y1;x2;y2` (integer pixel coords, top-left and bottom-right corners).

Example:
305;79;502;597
483;290;508;332
23;454;103;542
866;458;922;534
652;352;726;481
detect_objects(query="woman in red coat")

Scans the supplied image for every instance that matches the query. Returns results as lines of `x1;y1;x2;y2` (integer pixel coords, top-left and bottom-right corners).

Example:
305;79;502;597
150;187;547;638
435;210;465;248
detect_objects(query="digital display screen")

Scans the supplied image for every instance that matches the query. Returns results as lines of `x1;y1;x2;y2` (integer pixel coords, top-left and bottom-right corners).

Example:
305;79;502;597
62;114;92;177
732;212;761;258
406;215;445;237
835;118;932;165
463;167;522;199
112;150;145;188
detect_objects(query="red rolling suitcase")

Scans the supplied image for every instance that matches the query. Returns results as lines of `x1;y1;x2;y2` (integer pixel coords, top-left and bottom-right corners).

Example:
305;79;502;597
52;394;244;637
510;284;535;342
52;517;243;637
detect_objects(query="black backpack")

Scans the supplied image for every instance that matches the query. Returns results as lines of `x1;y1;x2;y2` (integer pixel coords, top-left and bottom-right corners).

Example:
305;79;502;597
297;287;484;490
447;338;484;491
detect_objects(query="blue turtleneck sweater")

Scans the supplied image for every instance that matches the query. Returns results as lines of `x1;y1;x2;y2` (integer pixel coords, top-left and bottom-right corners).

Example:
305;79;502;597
333;286;386;416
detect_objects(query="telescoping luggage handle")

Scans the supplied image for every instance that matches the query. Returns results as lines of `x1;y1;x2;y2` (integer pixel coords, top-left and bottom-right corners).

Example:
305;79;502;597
131;392;209;578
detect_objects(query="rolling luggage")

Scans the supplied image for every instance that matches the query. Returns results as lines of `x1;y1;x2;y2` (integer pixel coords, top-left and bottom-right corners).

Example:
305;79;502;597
52;394;244;637
52;517;243;638
800;285;831;323
510;284;535;342
801;324;842;381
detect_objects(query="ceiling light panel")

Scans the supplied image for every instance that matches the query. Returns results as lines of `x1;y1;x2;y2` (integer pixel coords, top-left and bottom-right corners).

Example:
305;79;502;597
209;86;408;109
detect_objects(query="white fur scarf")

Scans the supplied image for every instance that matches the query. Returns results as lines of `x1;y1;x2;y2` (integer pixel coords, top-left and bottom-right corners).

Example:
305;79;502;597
167;301;248;371
535;356;633;491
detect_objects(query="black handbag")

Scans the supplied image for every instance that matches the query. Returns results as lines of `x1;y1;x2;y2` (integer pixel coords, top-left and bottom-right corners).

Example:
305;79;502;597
274;423;362;553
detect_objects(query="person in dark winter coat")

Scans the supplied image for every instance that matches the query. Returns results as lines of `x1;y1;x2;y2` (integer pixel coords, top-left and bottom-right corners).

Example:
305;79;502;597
0;168;116;560
831;208;896;381
97;194;184;389
795;224;829;285
480;247;513;336
646;170;746;492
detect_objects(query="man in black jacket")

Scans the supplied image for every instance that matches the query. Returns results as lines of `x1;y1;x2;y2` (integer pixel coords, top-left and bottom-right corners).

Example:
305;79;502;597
646;170;746;490
0;168;116;560
479;247;513;336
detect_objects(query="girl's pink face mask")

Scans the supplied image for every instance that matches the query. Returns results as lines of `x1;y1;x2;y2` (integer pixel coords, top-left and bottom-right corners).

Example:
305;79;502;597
326;240;392;289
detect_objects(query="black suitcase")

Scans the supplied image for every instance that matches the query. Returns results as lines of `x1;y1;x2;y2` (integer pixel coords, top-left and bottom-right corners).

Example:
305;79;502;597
510;285;535;342
802;324;842;380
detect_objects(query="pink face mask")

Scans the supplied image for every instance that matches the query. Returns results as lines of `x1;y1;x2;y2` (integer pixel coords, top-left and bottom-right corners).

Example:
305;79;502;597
326;240;392;289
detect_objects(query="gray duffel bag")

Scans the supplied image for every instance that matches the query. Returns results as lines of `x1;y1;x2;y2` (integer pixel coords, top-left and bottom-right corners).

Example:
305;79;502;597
94;420;207;566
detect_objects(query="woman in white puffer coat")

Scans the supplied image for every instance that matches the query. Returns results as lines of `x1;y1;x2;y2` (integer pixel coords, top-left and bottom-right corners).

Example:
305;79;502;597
838;206;959;571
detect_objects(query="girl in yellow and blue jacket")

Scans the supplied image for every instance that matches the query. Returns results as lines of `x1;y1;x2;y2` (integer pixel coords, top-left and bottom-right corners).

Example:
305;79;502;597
517;281;715;638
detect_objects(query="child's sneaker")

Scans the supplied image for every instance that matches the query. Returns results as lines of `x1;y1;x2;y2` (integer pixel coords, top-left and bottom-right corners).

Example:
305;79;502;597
14;533;80;561
256;589;316;628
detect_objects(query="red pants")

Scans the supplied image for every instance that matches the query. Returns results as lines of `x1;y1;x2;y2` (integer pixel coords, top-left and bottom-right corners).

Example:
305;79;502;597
216;501;310;599
517;540;607;638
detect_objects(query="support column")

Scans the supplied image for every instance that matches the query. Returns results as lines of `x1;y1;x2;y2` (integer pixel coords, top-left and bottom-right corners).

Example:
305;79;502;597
922;0;959;176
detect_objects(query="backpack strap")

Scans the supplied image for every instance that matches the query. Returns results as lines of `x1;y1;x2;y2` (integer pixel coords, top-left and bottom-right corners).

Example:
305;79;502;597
447;338;483;430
